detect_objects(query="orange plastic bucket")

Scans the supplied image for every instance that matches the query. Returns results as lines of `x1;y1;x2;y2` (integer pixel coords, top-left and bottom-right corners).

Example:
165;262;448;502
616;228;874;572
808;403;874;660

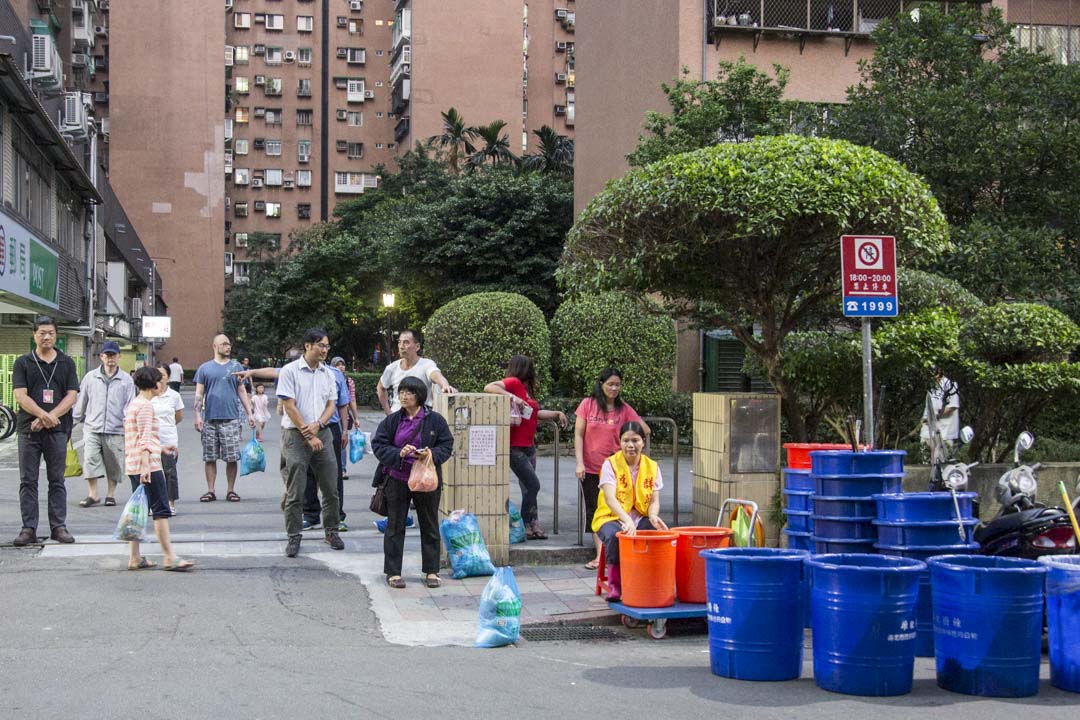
617;530;679;608
783;443;856;470
675;527;734;603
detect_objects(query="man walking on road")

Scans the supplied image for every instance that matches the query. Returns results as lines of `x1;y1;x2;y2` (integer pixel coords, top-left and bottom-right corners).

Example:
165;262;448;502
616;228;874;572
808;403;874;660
73;340;135;508
11;317;80;545
276;329;344;557
193;335;254;503
168;357;184;392
376;329;456;415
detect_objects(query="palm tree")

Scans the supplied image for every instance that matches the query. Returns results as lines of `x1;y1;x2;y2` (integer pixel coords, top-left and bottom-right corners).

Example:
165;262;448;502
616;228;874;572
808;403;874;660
427;107;475;174
522;125;574;176
466;120;517;170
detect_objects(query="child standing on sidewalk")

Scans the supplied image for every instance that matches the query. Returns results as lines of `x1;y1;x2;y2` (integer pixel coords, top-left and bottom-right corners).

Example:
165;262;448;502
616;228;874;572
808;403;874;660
123;366;193;572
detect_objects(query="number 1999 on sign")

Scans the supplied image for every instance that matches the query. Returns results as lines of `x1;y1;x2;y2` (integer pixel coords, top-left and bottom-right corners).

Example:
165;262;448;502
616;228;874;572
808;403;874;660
843;298;897;317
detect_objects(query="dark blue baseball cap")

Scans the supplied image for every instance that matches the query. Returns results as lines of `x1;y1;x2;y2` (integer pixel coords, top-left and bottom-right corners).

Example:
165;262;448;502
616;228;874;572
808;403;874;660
101;341;121;355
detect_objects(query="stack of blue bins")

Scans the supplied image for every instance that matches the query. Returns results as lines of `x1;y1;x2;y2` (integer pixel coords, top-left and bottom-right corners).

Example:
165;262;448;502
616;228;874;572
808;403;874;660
782;467;814;552
810;450;905;555
873;492;980;657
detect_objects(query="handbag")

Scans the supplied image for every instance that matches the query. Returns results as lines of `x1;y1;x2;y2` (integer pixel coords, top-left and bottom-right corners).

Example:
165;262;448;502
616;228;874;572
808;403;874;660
407;451;438;492
369;465;388;517
64;440;82;478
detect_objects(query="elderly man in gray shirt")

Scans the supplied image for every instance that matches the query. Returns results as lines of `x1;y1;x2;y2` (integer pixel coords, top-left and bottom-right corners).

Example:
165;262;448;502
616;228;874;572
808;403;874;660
275;328;344;558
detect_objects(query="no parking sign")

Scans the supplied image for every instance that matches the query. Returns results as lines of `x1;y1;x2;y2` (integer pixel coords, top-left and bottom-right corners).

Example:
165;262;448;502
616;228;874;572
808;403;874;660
841;235;898;317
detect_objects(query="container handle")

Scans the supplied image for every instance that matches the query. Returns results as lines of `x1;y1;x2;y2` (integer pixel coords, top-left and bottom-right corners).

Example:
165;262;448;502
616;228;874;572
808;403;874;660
633;538;649;554
692;536;709;549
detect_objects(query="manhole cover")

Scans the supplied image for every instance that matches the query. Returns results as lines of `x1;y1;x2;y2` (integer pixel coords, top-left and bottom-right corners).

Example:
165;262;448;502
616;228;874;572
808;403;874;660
520;623;628;642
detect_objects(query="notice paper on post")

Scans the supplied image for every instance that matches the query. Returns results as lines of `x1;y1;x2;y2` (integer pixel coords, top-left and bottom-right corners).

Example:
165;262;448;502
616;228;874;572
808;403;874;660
468;425;497;466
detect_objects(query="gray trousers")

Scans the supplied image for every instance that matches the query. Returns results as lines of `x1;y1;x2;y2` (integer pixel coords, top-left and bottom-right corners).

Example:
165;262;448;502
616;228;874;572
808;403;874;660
281;427;339;537
18;431;69;532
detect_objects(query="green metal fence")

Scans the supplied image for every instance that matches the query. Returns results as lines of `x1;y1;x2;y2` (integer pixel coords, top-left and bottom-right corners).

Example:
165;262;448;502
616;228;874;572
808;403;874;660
0;354;86;409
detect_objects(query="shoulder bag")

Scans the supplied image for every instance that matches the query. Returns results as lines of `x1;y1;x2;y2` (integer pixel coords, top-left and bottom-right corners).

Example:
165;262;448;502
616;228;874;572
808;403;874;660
370;415;426;515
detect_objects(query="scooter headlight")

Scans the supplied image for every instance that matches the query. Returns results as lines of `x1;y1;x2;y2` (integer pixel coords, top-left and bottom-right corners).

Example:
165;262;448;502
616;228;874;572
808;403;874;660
1013;471;1037;498
946;469;966;488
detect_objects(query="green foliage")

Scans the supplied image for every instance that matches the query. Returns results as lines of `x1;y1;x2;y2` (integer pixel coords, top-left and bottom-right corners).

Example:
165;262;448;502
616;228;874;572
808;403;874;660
560;134;949;441
627;58;820;167
423;292;551;396
961;303;1080;365
550;293;677;410
345;372;383;408
897;269;984;318
521;126;574;177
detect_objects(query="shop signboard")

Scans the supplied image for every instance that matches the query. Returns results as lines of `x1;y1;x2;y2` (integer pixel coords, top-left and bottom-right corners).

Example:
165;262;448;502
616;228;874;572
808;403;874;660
0;208;60;310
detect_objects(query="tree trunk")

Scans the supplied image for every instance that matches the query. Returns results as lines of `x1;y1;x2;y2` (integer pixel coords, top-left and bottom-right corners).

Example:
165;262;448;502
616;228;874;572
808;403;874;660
763;353;807;442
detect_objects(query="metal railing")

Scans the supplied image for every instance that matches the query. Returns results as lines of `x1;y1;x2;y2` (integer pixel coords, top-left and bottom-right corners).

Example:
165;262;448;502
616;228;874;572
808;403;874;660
709;0;980;35
541;420;563;535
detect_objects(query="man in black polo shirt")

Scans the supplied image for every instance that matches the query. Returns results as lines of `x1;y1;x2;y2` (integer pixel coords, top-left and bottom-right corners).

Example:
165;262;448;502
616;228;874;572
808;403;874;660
12;316;80;546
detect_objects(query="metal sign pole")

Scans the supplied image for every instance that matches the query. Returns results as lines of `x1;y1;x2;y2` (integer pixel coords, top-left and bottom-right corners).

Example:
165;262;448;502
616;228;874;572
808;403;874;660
861;318;874;449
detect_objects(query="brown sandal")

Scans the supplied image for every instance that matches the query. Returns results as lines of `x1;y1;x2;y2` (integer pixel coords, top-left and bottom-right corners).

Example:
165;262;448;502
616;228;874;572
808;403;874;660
199;492;216;502
387;575;406;589
425;574;441;588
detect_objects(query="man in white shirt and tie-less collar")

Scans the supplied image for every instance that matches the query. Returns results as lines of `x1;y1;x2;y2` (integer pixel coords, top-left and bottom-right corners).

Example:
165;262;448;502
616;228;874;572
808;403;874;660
275;328;344;558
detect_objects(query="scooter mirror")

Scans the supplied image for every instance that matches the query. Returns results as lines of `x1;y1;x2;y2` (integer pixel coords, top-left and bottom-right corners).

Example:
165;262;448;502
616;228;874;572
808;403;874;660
1017;431;1034;451
960;426;974;444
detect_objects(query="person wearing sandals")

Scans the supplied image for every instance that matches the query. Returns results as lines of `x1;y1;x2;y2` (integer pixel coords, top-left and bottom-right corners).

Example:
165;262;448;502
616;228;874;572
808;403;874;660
152;366;184;514
73;341;135;510
371;376;454;589
124;367;193;572
193;334;255;504
592;421;667;601
484;355;568;540
574;368;649;570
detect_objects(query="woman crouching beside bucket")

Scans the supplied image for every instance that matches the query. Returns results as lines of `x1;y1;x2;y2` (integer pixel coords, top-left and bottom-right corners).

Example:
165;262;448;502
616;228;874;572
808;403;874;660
592;421;668;602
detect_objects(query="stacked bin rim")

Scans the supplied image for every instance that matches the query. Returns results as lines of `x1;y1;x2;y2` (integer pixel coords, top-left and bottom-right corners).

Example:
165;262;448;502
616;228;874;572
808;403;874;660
782;443;851;552
809;450;905;555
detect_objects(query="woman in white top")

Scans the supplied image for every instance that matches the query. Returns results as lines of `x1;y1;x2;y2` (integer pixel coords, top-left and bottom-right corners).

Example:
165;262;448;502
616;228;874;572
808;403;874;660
153;366;185;512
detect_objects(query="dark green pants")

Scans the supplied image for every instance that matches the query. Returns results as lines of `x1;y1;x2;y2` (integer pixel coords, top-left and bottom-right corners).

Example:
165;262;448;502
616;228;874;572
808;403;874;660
281;428;339;537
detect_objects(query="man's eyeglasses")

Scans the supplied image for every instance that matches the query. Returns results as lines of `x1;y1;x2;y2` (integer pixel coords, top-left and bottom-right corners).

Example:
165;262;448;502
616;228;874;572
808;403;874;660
315;343;331;350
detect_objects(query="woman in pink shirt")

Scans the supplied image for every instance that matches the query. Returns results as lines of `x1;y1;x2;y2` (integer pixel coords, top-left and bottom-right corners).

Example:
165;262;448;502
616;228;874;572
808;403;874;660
574;368;650;569
123;366;193;572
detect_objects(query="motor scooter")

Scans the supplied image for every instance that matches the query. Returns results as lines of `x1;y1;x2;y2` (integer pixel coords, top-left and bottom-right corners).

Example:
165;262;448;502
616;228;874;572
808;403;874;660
974;432;1078;560
924;392;978;519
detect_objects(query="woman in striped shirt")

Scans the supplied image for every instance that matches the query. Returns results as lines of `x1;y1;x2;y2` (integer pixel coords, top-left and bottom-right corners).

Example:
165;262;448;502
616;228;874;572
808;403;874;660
124;366;193;572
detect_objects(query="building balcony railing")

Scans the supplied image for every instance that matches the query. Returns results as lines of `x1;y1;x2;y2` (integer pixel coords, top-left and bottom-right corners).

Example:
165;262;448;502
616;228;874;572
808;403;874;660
394;115;410;143
708;0;987;49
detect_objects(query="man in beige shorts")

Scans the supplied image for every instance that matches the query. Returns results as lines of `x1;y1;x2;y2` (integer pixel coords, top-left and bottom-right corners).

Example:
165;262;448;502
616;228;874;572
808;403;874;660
73;341;135;507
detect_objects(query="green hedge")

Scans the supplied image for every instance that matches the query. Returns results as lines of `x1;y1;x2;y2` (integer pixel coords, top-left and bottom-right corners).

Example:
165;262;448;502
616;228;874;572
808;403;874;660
532;392;693;450
961;302;1080;365
423;292;552;396
551;292;676;410
345;372;383;408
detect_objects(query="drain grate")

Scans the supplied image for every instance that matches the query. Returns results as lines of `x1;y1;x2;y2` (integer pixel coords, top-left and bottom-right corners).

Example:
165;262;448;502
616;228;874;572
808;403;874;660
520;623;629;642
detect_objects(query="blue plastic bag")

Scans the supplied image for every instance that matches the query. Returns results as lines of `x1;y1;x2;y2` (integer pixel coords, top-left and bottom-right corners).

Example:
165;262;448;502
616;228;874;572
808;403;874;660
373;515;414;533
113;486;149;542
348;430;367;463
508;500;526;544
439;510;496;579
476;567;522;648
239;437;266;476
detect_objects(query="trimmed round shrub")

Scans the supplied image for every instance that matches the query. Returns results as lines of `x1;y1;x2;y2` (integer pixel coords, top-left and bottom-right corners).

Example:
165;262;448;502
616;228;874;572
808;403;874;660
423;292;551;396
897;269;984;317
960;302;1080;364
551;292;676;409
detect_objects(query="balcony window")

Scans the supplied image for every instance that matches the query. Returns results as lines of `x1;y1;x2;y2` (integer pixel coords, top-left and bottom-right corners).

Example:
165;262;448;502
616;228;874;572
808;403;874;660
266;14;284;31
265;202;282;218
234;45;250;64
234;76;250;94
296;109;313;126
234;12;251;29
235;106;249;123
297;47;313;65
265;78;283;95
347;48;366;64
348;111;363;127
347;79;365;103
234;138;249;155
265;169;283;186
297;170;313;187
347;142;364;159
335;171;379;194
265;109;282;125
265;46;283;65
298;203;312;220
298;140;311;162
265;139;282;156
234;168;250;185
234;201;248;217
298;78;312;97
297;15;314;32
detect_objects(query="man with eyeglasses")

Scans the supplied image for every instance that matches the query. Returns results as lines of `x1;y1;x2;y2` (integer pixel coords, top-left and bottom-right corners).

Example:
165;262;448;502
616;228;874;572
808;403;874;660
73;339;136;509
11;317;80;545
193;334;254;503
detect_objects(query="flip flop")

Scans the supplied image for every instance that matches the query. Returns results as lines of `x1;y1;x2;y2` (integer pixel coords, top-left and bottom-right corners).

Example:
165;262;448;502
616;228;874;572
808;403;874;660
226;491;241;502
584;559;600;570
425;574;442;588
199;492;216;502
127;558;157;571
163;559;194;572
386;575;405;589
103;497;116;507
78;497;99;508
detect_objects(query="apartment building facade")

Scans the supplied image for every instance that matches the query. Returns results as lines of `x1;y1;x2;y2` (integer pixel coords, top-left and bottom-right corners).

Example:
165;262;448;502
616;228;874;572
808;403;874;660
0;0;159;372
575;0;1079;392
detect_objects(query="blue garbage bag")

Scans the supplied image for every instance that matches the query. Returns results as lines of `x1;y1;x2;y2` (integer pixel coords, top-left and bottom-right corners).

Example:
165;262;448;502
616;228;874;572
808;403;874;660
374;515;414;533
439;510;496;579
476;567;522;648
348;430;367;463
238;437;266;476
508;500;526;544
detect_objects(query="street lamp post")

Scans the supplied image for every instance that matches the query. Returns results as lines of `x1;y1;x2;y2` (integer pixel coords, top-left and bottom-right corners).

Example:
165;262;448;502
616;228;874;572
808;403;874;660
382;292;395;363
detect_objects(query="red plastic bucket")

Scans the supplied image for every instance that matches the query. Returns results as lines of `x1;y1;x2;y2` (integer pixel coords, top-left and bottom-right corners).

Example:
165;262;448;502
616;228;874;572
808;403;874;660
675;526;734;603
784;443;856;470
618;530;679;608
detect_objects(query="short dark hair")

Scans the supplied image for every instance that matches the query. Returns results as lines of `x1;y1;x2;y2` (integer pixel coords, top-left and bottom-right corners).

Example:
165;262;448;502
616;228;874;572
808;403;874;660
132;366;161;390
399;328;422;348
172;357;179;363
302;328;328;346
32;316;57;332
397;376;428;407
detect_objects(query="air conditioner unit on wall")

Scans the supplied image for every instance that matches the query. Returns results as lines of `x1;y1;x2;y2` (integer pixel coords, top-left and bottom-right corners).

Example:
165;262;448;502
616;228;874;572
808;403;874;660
252;178;263;188
364;90;374;99
555;41;567;52
284;51;295;62
350;1;363;11
71;53;88;67
336;109;347;120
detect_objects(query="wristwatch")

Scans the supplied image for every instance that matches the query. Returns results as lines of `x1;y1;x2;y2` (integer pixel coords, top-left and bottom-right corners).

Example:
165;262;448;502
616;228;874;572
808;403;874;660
319;420;327;430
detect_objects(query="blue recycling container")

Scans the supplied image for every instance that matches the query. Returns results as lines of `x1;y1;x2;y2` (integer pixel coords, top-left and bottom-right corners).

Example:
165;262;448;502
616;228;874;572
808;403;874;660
1041;556;1080;693
813;537;877;554
813;495;878;519
810;450;906;476
701;548;809;681
874;543;980;561
929;555;1048;697
784;489;814;513
875;519;979;547
784;468;814;491
874;492;977;522
783;529;812;552
815;474;904;497
813;516;877;540
808;554;925;696
785;510;813;533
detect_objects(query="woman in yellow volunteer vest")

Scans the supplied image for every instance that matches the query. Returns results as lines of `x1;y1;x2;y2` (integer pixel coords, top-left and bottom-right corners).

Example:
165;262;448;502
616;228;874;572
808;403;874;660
592;421;669;602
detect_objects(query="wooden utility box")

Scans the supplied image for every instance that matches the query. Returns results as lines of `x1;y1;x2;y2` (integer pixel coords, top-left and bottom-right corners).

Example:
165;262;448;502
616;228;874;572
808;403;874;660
432;392;511;567
693;393;782;544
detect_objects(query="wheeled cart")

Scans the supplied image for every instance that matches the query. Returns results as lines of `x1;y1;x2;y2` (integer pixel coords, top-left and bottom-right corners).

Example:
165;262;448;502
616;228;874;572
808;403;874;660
607;601;706;639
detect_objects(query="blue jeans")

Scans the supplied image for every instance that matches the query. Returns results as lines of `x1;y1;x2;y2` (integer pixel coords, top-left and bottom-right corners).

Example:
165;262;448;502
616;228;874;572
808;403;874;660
509;445;541;524
597;517;658;566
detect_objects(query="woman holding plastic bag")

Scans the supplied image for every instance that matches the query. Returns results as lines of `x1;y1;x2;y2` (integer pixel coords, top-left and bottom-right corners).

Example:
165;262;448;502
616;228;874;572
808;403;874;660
592;421;666;602
122;366;193;571
371;376;454;589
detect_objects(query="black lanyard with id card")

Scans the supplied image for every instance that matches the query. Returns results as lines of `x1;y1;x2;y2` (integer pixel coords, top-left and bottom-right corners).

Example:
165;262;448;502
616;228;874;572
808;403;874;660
33;354;59;405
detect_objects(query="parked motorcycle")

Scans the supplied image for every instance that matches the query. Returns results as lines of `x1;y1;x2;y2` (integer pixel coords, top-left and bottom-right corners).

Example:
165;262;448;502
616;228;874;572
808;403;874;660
974;432;1079;560
924;391;978;519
